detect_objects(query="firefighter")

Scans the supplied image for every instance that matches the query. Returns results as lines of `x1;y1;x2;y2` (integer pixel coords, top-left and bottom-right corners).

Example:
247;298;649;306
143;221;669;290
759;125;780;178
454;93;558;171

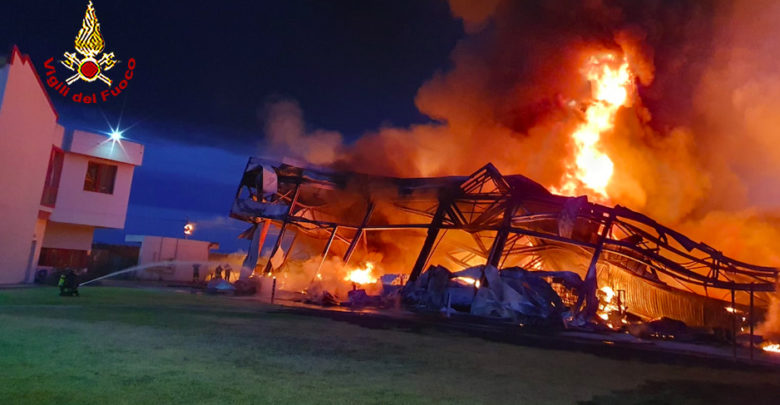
59;270;79;297
58;273;66;296
224;264;232;282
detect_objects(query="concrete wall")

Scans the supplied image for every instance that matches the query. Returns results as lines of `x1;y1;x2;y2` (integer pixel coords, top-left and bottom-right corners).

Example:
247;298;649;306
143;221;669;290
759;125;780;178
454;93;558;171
68;129;143;166
29;216;49;280
49;152;135;229
41;222;95;251
0;48;63;283
136;236;213;282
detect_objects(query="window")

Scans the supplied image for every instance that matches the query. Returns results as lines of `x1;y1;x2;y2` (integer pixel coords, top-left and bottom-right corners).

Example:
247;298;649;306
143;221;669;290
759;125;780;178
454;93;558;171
38;248;89;269
41;148;64;207
84;162;117;194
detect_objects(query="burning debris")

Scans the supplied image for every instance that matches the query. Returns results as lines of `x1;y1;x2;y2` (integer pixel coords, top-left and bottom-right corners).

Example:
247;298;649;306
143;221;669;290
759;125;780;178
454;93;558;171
304;260;390;307
245;0;780;351
227;3;780;334
344;262;378;285
230;159;777;344
404;264;569;324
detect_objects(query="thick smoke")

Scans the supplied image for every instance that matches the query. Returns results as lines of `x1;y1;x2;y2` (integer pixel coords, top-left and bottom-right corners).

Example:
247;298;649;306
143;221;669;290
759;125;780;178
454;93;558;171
344;0;717;225
261;0;780;334
261;99;343;166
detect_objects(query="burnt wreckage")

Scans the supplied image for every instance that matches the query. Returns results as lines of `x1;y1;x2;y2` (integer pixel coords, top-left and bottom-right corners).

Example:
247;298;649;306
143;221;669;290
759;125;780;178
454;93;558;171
231;157;778;329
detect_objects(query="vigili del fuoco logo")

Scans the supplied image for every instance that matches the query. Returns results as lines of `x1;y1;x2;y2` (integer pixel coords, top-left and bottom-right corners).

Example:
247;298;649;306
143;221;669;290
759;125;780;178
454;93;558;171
42;1;135;104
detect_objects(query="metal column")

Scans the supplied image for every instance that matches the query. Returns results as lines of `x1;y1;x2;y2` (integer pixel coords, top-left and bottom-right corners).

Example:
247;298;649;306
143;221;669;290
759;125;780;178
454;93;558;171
343;202;375;266
316;226;339;274
577;213;615;320
486;200;515;269
408;198;450;283
257;218;272;253
279;231;299;268
262;223;288;274
263;185;301;274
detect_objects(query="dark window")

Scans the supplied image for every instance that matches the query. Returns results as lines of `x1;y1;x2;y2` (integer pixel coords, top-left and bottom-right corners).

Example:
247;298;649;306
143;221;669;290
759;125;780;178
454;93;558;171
84;162;117;194
41;148;64;207
38;248;89;268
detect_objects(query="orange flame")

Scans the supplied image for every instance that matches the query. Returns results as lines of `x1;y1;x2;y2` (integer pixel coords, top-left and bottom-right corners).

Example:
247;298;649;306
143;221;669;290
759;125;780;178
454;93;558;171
763;343;780;354
597;286;627;329
553;52;633;200
344;262;378;285
453;276;481;288
597;286;618;320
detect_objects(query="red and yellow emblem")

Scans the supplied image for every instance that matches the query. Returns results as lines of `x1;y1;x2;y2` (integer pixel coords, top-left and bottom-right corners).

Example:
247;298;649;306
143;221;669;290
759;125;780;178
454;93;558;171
60;1;117;86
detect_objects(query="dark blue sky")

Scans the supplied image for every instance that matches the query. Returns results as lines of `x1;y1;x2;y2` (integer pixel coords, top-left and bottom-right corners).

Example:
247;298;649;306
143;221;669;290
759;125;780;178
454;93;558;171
1;0;463;251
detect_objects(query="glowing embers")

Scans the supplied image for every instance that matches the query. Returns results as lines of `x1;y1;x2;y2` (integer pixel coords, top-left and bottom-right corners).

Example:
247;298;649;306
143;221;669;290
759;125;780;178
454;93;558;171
344;262;378;285
452;276;481;288
552;52;634;200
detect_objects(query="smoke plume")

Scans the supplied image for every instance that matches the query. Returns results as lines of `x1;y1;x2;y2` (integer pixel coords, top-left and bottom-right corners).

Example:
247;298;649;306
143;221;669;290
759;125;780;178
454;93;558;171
261;0;780;333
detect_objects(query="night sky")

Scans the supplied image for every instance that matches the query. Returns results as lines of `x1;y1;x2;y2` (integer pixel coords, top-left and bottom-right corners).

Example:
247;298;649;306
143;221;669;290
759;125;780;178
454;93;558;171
0;0;463;251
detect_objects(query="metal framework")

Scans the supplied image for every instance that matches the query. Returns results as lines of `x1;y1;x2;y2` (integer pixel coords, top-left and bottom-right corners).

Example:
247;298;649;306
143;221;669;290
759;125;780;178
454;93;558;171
231;158;778;320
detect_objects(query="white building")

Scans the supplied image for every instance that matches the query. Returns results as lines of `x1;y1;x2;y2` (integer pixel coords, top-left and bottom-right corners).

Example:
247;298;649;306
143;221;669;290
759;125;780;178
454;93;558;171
125;235;220;282
0;46;143;284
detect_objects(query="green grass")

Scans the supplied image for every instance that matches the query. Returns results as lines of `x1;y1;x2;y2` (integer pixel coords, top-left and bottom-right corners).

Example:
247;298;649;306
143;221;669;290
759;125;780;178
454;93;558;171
0;287;778;404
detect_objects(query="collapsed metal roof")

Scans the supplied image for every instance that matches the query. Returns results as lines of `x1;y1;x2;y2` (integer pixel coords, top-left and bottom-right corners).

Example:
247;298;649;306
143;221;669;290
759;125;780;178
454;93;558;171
231;158;778;326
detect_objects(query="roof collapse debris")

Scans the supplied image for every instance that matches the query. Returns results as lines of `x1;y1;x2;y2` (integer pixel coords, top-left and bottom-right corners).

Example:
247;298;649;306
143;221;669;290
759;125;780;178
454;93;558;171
231;158;778;330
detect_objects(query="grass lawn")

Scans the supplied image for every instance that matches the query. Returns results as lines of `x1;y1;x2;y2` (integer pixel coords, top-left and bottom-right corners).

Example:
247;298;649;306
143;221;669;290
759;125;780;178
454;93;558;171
1;287;778;404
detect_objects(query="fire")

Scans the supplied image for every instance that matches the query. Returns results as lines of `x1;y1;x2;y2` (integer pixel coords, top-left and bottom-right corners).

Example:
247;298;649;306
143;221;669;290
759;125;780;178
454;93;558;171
763;343;780;354
553;52;633;200
601;286;616;301
597;286;626;328
597;286;617;321
344;262;378;285
453;276;481;288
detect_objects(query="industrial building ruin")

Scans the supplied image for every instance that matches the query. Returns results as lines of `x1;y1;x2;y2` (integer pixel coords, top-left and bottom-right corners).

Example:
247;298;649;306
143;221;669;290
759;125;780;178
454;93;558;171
231;157;778;331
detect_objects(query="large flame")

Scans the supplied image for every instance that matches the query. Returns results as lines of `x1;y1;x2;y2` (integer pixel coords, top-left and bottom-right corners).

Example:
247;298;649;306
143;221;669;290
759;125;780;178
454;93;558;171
344;262;378;285
553;53;633;200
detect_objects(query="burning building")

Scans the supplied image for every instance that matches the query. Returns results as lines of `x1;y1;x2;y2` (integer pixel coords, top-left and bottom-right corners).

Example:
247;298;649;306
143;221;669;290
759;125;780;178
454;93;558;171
227;1;780;353
230;158;777;331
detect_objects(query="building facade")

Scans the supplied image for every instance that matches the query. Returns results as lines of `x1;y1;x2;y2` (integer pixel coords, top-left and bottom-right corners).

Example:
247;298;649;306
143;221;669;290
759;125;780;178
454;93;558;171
126;235;220;282
0;46;143;283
